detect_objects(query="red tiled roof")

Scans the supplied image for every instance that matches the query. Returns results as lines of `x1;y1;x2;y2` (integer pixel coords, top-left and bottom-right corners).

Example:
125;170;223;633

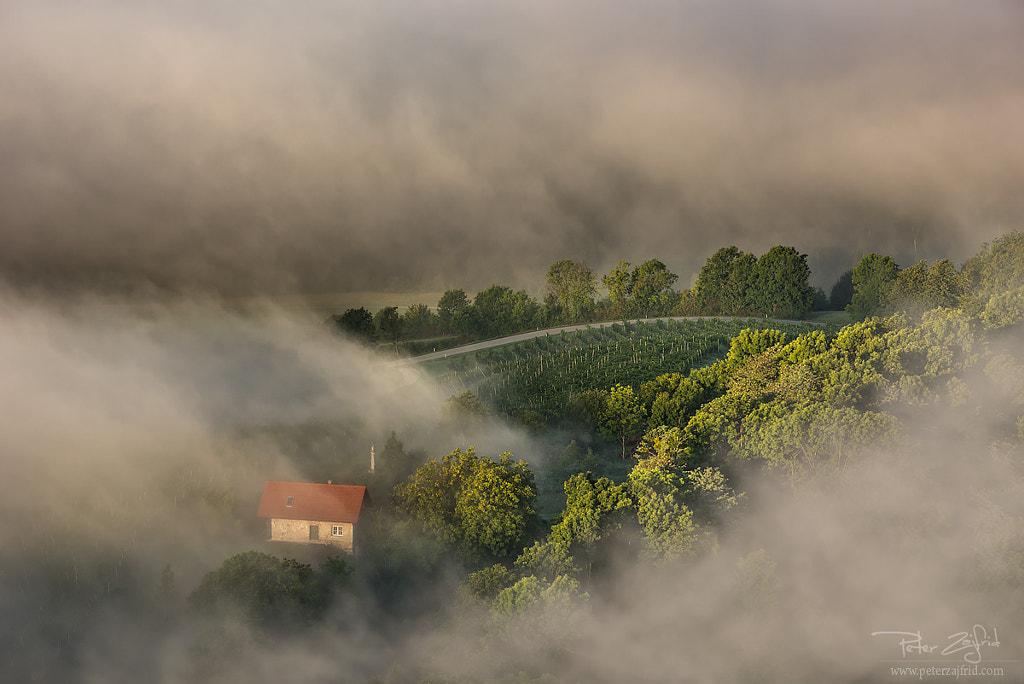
257;482;371;523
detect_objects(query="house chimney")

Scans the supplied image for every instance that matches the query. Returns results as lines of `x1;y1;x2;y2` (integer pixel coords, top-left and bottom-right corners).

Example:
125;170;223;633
327;480;332;485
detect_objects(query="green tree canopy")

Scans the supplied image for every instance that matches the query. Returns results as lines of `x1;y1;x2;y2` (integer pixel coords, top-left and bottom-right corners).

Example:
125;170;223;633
546;259;597;324
962;232;1024;328
601;384;646;458
631;259;679;318
374;306;405;352
602;260;634;318
392;447;540;563
602;259;679;319
327;307;376;344
885;259;966;320
188;551;352;629
473;285;541;339
749;246;815;319
847;253;899;321
437;289;470;335
402;303;439;339
515;469;633;587
695;246;757;314
829;269;855;310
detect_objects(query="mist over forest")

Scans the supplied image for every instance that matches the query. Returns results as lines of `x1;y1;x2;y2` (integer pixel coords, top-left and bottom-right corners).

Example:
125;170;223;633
3;0;1024;682
2;0;1023;295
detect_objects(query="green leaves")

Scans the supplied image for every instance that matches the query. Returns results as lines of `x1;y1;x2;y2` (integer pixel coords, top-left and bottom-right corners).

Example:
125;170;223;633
547;259;597;324
187;551;352;629
847;253;899;321
601;259;679;319
392;448;540;563
749;245;815;319
627;466;697;560
601;384;645;458
695;245;813;318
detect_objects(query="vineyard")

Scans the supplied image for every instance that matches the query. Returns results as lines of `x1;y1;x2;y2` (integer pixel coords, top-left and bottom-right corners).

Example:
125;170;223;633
423;318;832;422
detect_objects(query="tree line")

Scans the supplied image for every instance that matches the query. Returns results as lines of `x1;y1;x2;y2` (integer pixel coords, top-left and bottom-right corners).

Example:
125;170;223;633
324;234;1024;353
326;247;821;349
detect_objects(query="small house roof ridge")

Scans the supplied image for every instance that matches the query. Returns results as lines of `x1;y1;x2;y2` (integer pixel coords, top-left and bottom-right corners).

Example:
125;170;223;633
257;481;371;523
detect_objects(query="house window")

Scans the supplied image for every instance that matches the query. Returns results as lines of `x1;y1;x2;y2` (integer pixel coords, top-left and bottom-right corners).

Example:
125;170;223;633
331;525;344;537
285;496;294;507
309;525;319;541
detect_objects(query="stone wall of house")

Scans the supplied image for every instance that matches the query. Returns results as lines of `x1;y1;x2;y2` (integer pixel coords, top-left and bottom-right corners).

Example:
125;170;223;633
270;518;355;553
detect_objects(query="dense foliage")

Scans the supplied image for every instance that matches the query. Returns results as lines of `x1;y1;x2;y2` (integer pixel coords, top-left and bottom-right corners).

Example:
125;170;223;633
392;448;541;564
326;244;825;351
695;245;815;318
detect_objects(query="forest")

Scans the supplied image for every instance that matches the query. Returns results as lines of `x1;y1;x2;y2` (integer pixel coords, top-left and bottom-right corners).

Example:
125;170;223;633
4;232;1023;682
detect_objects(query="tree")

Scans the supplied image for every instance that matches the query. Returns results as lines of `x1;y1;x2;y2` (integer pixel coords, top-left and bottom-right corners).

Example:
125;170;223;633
963;230;1024;300
392;448;540;563
634;425;688;470
811;286;829;311
473;285;541;339
601;384;646;458
327;307;376;344
631;259;679;318
627;466;697;560
748;245;814;319
546;260;597;324
740;400;900;484
602;259;679;319
603;261;634;319
402;303;439;339
640;364;729;431
724;327;788;370
520;472;631;585
563;388;609;446
437;289;470;335
442;390;490;422
375;306;405;353
695;246;757;314
886;259;966;320
376;431;422;492
847;253;899;321
188;551;352;629
829;269;855;311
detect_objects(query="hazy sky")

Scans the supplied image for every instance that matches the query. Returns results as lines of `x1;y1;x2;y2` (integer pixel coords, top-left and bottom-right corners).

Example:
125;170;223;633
2;0;1023;295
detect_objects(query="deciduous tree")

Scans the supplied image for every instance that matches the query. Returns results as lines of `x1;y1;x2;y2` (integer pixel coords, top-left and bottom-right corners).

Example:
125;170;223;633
631;259;679;318
847;253;899;321
601;384;646;458
695;246;757;314
375;306;405;353
327;307;376;344
546;259;597;324
749;246;814;319
437;289;470;334
392;448;540;563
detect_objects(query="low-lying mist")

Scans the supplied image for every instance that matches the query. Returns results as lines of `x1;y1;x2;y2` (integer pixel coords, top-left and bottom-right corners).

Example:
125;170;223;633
3;289;1022;682
3;0;1023;294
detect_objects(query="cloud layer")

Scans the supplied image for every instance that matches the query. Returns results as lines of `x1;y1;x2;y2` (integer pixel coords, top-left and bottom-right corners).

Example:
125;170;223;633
2;0;1023;294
